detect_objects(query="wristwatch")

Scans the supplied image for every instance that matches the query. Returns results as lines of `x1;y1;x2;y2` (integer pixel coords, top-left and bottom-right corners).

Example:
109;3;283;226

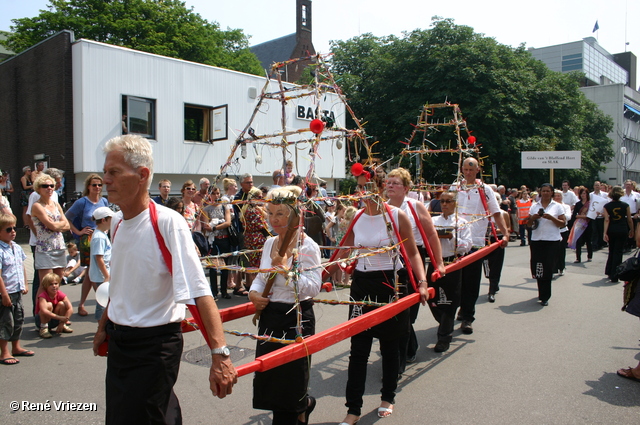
210;346;231;357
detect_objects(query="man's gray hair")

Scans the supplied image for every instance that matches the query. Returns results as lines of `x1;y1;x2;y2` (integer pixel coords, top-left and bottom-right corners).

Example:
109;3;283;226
199;177;210;186
43;168;64;180
240;173;253;182
104;135;154;188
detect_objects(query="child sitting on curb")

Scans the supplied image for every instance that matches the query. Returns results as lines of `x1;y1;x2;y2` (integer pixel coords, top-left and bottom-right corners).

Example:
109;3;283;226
36;272;73;338
0;214;32;364
63;242;86;285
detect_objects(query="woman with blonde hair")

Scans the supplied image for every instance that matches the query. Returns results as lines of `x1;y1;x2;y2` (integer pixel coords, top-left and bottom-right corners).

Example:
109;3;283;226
30;174;70;288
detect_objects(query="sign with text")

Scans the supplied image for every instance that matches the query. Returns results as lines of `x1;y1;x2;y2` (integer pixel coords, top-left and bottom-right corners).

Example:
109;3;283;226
521;151;581;169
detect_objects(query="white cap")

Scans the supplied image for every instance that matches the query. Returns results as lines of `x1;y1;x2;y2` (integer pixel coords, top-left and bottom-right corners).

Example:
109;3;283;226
93;206;115;221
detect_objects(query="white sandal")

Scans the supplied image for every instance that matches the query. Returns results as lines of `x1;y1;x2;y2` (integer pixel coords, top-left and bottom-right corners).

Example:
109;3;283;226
377;406;393;418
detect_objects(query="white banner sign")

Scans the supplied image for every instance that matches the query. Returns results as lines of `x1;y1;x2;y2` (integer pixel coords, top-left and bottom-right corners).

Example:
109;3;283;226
521;151;581;169
587;194;608;219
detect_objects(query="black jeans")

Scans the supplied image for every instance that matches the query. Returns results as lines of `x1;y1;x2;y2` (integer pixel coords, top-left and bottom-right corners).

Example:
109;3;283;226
427;263;462;343
345;331;400;417
209;237;231;297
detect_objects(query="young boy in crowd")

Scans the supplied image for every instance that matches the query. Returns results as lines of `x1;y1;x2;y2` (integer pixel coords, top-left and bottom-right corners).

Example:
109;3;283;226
0;214;32;364
63;242;86;285
36;272;73;338
90;207;113;320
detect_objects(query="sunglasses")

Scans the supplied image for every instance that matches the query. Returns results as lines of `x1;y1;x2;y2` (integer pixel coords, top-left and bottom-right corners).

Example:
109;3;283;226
91;183;103;187
40;184;55;189
441;199;456;204
4;227;17;233
185;187;197;191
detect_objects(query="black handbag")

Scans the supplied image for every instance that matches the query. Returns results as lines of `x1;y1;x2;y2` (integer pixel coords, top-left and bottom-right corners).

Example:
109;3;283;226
192;231;209;256
227;222;240;248
615;250;640;282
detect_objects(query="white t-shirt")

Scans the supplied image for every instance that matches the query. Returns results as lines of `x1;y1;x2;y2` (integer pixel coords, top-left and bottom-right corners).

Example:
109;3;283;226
26;191;59;246
432;214;472;257
250;236;322;303
108;205;211;327
455;181;501;248
529;200;565;241
620;191;640;214
562;190;578;208
353;208;403;272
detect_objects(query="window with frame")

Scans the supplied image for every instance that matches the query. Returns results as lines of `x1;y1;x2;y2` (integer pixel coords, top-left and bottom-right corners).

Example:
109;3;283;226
184;104;228;142
122;95;156;139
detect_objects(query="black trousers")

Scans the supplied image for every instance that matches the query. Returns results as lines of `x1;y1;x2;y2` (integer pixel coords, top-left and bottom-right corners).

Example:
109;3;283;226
530;240;558;302
485;237;506;294
427;262;462;343
606;231;627;278
458;251;485;323
209;237;231;296
106;322;183;425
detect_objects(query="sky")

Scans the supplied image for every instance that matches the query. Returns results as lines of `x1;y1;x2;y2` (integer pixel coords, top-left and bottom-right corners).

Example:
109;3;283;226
1;0;638;69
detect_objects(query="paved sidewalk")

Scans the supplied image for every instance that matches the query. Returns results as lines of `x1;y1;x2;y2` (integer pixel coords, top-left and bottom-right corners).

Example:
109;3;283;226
1;242;639;424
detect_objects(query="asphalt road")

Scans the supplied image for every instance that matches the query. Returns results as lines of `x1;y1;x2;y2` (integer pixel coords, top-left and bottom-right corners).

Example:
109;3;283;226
2;241;640;424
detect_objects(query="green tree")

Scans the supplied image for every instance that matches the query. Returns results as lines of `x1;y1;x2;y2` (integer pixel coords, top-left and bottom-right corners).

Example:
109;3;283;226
1;0;263;75
330;17;614;188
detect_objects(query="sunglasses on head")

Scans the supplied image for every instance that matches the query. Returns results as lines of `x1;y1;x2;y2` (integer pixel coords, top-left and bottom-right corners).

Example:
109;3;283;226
91;183;103;187
40;184;55;189
4;227;17;233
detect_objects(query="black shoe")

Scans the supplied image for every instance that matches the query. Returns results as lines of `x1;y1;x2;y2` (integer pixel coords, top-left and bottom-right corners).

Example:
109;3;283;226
221;293;232;299
456;314;463;321
213;295;219;301
488;293;495;303
297;396;316;425
540;300;549;306
574;259;581;263
434;340;450;353
460;321;473;334
406;353;417;363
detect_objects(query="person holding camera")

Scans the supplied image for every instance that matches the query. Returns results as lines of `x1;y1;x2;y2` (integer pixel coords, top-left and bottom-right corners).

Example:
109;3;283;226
527;183;566;306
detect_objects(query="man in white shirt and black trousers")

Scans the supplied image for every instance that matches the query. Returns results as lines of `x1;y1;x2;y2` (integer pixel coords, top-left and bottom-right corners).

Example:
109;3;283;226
93;135;237;424
455;158;509;335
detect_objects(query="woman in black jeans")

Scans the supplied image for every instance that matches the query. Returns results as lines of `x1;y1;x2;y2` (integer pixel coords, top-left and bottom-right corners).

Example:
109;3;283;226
603;186;635;282
200;186;232;299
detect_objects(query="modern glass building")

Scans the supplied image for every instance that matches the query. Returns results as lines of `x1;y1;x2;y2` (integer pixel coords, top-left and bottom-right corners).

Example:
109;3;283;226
529;38;640;185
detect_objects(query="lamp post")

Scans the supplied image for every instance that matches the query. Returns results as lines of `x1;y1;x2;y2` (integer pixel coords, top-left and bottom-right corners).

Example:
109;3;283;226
621;146;628;182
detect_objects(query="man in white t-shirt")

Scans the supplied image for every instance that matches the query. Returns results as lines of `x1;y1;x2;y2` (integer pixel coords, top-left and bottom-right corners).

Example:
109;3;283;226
590;181;610;250
620;179;640;251
93;135;237;424
454;158;509;335
561;180;578;212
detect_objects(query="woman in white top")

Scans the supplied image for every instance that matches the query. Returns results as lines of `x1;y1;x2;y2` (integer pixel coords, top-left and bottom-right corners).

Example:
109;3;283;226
527;183;566;305
248;185;321;425
330;164;428;424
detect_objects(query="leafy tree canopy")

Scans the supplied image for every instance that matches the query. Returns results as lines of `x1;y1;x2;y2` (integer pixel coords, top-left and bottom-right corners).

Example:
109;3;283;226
1;0;263;75
330;17;614;188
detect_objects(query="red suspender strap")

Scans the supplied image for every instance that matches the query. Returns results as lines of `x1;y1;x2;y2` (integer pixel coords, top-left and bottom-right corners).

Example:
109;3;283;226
148;201;211;347
406;201;440;281
476;179;499;241
382;203;418;293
